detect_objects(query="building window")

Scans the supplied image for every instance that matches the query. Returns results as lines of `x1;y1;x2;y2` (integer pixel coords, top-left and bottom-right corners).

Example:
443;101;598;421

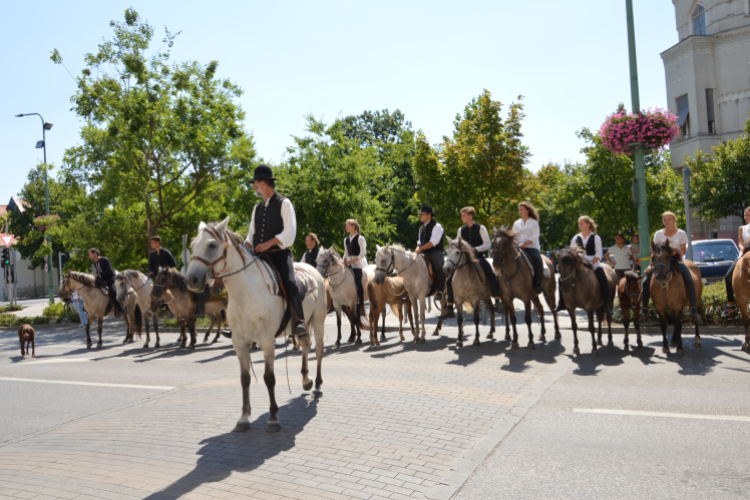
706;89;716;134
677;94;690;139
693;5;707;35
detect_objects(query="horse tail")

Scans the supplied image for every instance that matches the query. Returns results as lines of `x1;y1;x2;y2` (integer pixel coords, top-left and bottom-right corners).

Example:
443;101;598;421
463;302;475;314
388;303;401;318
134;304;143;339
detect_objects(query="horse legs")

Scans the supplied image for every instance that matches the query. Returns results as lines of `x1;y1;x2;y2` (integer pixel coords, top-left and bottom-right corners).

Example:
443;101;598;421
301;329;313;391
233;339;252;432
623;307;631;350
543;291;562;340
212;315;223;344
263;346;281;433
634;308;644;352
143;313;151;348
418;296;427;343
606;309;613;346
596;308;604;347
472;303;481;346
587;310;598;356
204;314;213;342
524;301;535;350
674;315;685;355
509;301;520;350
153;315;160;348
531;295;545;343
658;312;670;354
97;318;104;348
486;299;496;340
694;317;703;349
503;304;512;342
456;303;465;348
739;298;750;352
188;318;197;349
382;308;389;343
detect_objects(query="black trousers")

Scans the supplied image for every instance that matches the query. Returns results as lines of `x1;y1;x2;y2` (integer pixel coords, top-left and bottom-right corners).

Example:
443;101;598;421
96;278;122;313
523;247;544;289
267;249;305;320
447;256;500;303
425;250;447;294
350;267;364;309
642;261;698;309
725;248;749;303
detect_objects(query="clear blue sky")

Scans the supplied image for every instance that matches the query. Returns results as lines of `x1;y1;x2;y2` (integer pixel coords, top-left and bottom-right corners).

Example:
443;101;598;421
0;0;677;207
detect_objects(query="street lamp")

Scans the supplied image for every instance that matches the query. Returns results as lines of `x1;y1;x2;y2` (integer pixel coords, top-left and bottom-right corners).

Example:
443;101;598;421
625;0;651;273
16;112;55;304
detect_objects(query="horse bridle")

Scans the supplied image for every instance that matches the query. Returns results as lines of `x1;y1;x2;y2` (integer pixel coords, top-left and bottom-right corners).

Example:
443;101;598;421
494;237;522;282
446;246;467;271
376;250;417;276
320;256;349;289
190;228;260;279
653;259;673;290
121;273;149;296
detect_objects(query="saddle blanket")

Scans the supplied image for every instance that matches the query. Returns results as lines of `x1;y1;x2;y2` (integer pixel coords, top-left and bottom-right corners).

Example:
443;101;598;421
259;260;319;302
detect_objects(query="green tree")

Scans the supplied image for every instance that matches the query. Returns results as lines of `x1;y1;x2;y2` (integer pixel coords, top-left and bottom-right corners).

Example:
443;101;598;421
51;9;255;269
686;113;750;220
414;90;530;235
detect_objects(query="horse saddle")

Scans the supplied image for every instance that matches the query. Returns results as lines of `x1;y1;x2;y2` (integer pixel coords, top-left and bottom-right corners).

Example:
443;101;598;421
520;250;551;280
259;254;318;302
420;254;438;282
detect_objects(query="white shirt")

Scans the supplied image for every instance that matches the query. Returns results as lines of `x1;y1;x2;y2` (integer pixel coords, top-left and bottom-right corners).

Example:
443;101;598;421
571;232;603;269
512;217;540;250
457;224;491;254
344;234;368;269
417;221;444;248
245;196;297;250
607;244;632;270
72;290;81;302
741;224;750;247
653;229;688;253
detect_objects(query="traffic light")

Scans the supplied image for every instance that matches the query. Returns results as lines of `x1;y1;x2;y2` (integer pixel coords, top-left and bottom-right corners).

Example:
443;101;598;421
1;248;9;268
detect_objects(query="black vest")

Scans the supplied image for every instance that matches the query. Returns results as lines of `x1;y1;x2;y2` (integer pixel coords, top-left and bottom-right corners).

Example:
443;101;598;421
575;234;597;256
460;223;487;258
303;245;320;267
252;192;288;251
345;234;362;259
419;220;444;254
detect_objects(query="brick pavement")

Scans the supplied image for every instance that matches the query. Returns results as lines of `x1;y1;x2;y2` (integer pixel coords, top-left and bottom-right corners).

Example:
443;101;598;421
0;307;572;500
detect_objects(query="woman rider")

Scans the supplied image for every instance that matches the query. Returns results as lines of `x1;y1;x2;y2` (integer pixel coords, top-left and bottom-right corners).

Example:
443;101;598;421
642;211;703;325
722;206;750;317
512;201;544;294
343;219;367;316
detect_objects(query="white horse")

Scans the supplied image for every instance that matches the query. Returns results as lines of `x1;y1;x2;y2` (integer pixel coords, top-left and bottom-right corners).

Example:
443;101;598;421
60;270;124;348
316;247;374;347
372;244;443;343
185;218;327;433
115;270;159;348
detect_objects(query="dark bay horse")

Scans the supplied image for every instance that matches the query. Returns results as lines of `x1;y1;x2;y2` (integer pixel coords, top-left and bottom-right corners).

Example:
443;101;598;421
557;248;617;356
617;271;643;351
492;227;560;349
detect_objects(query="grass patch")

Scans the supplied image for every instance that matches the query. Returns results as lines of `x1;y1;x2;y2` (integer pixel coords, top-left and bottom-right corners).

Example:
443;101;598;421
0;304;24;314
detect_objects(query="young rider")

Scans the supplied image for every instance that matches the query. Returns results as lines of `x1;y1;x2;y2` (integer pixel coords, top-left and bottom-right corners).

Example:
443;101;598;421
564;216;612;314
512;201;544;294
605;232;633;284
641;211;702;325
414;205;446;302
343;219;367;316
722;206;750;317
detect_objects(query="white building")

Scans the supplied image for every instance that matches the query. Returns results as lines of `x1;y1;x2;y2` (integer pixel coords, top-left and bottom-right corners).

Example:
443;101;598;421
661;0;750;240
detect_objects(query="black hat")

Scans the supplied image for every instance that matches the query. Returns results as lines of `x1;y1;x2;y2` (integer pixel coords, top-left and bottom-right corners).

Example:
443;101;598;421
419;205;434;215
252;164;276;182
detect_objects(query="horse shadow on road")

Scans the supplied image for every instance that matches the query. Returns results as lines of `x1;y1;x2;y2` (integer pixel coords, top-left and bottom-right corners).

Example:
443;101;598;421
142;394;318;500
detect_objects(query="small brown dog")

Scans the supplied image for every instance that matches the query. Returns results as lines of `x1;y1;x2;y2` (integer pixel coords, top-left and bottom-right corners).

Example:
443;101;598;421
18;324;36;358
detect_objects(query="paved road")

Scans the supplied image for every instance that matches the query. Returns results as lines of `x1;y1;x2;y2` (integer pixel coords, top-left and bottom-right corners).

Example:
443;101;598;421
1;300;748;499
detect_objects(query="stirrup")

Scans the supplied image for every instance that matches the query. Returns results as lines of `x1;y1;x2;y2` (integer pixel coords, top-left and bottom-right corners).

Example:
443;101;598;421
690;308;704;326
435;292;443;301
722;304;737;318
294;321;309;337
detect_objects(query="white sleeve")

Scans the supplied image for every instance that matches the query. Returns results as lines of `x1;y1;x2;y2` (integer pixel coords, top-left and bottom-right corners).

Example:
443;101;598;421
528;219;540;246
595;235;603;261
429;223;444;247
275;199;297;249
512;219;522;233
343;238;350;260
571;236;578;248
245;207;256;245
475;225;491;253
359;237;367;260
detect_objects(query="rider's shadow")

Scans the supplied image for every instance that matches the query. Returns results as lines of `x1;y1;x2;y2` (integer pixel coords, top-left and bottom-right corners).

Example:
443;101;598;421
142;395;318;500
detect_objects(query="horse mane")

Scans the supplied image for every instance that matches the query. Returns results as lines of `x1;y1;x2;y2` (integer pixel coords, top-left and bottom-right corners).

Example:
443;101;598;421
449;238;477;264
653;239;682;267
69;271;97;287
159;268;188;291
494;226;516;239
624;270;640;282
204;222;249;263
117;269;142;280
559;247;592;270
388;243;411;254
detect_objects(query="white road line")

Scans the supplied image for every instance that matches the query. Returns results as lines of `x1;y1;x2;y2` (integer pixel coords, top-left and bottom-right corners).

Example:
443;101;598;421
0;376;175;391
574;408;750;422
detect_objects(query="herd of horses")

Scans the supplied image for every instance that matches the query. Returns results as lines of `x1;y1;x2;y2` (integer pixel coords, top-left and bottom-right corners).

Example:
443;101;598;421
57;219;750;433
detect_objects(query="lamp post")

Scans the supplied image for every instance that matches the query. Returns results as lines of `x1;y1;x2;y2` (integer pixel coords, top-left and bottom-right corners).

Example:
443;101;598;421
15;113;55;304
625;0;651;273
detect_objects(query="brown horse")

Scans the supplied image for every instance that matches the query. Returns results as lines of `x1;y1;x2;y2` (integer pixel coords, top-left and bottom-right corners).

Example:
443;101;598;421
733;251;750;352
556;248;617;356
151;268;197;349
617;271;643;351
492;227;559;349
367;276;415;346
650;240;703;354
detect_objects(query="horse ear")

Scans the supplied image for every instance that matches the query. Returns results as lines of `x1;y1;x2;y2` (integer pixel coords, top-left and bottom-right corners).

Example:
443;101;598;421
217;217;230;232
376;244;382;252
198;221;207;232
650;239;657;251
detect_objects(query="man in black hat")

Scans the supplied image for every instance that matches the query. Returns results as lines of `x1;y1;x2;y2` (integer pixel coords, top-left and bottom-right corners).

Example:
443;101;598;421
244;164;308;337
414;205;446;303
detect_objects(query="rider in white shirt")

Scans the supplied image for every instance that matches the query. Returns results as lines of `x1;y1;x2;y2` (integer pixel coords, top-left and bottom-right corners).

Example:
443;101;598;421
722;206;750;317
343;219;367;315
512;201;544;294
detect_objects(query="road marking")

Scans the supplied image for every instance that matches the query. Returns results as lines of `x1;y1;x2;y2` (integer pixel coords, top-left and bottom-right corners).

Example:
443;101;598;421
0;376;175;391
574;408;750;422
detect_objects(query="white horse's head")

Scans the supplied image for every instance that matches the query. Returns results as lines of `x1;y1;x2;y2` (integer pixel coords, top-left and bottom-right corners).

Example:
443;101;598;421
185;218;231;292
373;244;393;285
443;236;472;274
316;246;342;278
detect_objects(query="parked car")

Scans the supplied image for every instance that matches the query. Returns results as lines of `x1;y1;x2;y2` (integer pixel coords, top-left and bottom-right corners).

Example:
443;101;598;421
691;239;739;284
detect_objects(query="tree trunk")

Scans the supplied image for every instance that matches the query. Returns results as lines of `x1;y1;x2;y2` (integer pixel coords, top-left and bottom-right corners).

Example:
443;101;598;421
146;197;155;254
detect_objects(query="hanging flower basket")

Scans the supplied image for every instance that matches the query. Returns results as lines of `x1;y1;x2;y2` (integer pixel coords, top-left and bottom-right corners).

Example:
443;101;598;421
600;108;680;156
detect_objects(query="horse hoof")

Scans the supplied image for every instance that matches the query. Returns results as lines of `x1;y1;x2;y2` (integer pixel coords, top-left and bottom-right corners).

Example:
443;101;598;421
380;335;387;342
695;341;703;349
504;334;512;342
528;342;535;350
154;342;160;348
473;339;480;346
742;343;750;352
266;421;281;433
555;333;562;340
669;341;677;348
608;341;614;347
233;421;250;433
86;343;92;349
97;342;102;348
539;336;546;343
347;337;356;344
303;380;313;391
638;346;644;353
456;341;463;348
573;348;580;355
143;343;149;349
663;347;670;354
432;331;440;336
313;389;323;398
418;337;426;344
188;344;195;350
355;339;362;345
511;342;519;350
597;340;603;347
293;345;300;351
486;333;494;340
677;348;685;355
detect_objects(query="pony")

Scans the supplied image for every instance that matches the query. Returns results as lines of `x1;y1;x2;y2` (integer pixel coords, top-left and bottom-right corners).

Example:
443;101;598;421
367;275;415;346
650;240;703;354
443;237;496;348
556;247;617;356
185;218;326;433
373;244;445;342
115;270;160;348
733;251;750;352
150;268;198;349
60;270;127;348
617;271;643;351
315;247;373;347
492;226;559;349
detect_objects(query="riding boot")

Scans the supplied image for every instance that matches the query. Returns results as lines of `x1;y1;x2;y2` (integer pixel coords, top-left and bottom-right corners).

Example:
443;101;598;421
441;275;456;319
290;294;308;338
594;267;613;315
195;298;205;319
554;279;566;312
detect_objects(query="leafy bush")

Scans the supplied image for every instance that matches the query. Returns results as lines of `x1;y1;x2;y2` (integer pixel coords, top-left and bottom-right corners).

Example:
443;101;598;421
0;304;24;314
0;315;49;327
42;302;80;323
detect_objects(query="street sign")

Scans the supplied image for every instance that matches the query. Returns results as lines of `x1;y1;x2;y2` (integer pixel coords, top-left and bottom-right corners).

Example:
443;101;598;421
0;234;13;247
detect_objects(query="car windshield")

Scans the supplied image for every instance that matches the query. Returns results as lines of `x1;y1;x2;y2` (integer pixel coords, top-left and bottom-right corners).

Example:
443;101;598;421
692;242;738;263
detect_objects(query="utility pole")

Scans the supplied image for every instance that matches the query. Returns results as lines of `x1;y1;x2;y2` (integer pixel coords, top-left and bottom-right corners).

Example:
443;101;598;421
626;0;651;273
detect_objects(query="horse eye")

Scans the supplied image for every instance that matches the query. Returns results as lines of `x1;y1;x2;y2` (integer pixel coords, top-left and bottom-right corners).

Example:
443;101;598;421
209;242;217;248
